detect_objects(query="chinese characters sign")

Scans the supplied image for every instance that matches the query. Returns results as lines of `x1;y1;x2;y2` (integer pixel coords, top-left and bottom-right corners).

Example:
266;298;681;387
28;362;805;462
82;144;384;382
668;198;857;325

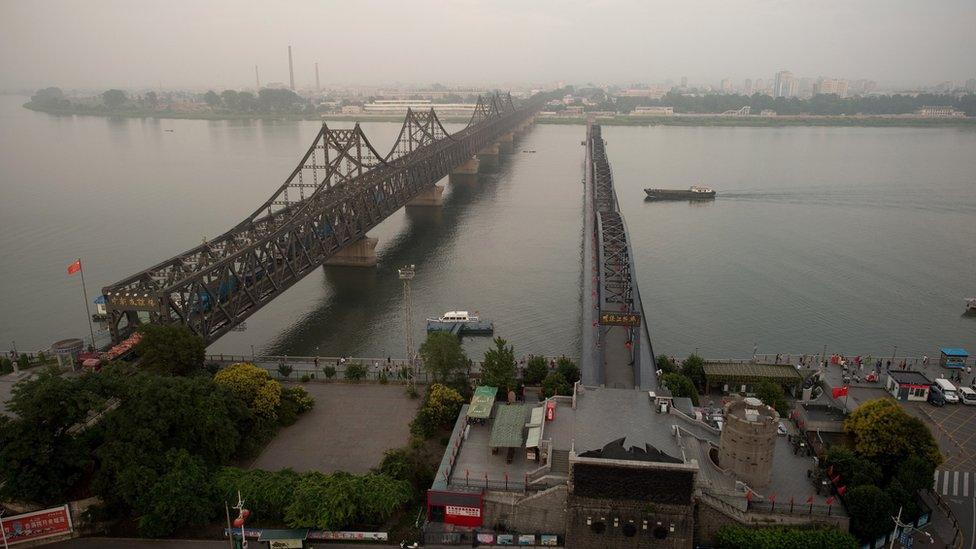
1;505;73;545
599;311;641;327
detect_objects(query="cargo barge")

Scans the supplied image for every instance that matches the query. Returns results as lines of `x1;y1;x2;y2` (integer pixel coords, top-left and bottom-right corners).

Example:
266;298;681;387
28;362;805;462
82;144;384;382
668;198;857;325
644;186;716;201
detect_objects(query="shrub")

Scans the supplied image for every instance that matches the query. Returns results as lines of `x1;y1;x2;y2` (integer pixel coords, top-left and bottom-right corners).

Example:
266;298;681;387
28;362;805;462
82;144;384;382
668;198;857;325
378;370;388;384
542;371;571;397
755;380;789;416
278;397;299;426
656;354;676;374
714;525;857;549
283;386;315;413
556;357;580;384
680;354;706;389
300;373;311;383
277;362;293;379
410;384;464;438
212;362;283;419
406;384;419;399
322;365;336;380
523;356;548;385
344;362;367;381
0;358;11;374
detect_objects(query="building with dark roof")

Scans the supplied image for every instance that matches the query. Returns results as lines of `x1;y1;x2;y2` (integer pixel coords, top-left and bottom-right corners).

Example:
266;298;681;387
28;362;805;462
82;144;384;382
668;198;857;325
885;370;932;402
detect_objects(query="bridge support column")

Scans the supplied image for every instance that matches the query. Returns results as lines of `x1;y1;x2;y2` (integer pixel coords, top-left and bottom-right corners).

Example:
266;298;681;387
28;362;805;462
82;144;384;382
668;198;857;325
497;132;515;153
406;184;444;207
477;143;499;172
324;236;378;267
450;156;480;184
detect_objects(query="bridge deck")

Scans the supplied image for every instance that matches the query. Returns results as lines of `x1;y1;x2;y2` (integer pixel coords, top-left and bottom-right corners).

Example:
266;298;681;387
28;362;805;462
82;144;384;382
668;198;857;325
581;122;657;391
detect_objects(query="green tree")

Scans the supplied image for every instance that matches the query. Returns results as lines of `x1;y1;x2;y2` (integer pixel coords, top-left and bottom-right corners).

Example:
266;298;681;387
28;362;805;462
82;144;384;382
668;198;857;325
203;90;221;108
680;354;706;389
896;454;936;494
102;89;127;109
137;449;217;537
655;354;676;374
220;89;240;110
322;365;337;380
755;380;789;416
541;371;570;398
214;467;301;525
344;362;367;381
136;324;205;376
845;399;943;470
480;337;517;394
661;372;700;405
523;355;548;385
144;90;158;108
285;472;360;529
824;446;882;488
844;485;894;542
556;357;580;384
410;383;464;438
419;332;469;386
214;362;283;418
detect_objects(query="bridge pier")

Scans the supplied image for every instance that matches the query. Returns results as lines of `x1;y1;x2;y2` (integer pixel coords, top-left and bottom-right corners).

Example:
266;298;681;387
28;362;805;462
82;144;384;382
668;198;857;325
406;184;444;207
450;156;480;185
324;236;378;267
477;143;499;172
497;132;515;154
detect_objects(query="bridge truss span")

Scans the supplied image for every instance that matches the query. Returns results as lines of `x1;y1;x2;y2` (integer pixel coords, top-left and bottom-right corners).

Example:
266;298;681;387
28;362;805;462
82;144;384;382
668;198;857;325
103;93;542;344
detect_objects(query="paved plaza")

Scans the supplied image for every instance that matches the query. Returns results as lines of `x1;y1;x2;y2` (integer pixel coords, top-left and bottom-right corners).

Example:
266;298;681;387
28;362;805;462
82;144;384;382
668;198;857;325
248;382;419;474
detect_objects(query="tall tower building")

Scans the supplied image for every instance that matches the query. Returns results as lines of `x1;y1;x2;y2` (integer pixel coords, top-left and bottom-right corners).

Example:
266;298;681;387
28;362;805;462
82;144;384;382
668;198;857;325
743;78;753;96
315;62;320;91
773;70;795;98
288;46;295;91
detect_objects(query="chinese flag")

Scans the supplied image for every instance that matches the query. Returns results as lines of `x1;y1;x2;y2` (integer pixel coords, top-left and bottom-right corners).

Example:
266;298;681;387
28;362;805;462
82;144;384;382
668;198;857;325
831;386;849;399
746;490;753;502
806;495;814;504
67;259;82;275
837;486;847;496
826;496;835;505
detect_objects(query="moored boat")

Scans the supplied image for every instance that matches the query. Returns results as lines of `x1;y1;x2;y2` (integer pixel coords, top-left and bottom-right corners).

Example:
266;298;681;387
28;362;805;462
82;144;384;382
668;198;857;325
426;310;494;335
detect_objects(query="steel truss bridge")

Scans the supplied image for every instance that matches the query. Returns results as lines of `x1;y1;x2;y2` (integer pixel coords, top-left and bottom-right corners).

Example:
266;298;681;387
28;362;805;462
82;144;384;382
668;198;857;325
581;122;656;390
103;92;544;345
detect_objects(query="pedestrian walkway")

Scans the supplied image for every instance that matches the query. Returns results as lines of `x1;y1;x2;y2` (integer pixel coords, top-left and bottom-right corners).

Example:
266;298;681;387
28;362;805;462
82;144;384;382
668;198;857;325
934;469;975;497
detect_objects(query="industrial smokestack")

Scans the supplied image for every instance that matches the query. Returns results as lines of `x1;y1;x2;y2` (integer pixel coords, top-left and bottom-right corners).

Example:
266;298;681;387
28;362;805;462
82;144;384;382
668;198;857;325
255;65;260;89
288;46;295;90
315;62;320;91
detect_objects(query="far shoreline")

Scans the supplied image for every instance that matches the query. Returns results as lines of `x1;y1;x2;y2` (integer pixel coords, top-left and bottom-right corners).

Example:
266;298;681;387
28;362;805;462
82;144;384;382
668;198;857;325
22;103;976;128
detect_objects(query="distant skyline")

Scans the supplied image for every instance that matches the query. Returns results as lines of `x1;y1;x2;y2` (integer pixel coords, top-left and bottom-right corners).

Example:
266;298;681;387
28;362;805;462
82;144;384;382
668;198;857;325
1;0;974;90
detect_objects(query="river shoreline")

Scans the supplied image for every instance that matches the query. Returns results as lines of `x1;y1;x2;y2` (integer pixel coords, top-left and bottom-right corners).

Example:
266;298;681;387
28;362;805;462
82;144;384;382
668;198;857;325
22;103;976;128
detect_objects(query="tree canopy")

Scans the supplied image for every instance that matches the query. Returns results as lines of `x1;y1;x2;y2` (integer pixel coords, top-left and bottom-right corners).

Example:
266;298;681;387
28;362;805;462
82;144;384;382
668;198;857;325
480;337;517;393
661;372;699;405
523;355;548;385
844;398;942;470
419;332;470;391
214;362;283;419
715;525;857;549
136;323;205;376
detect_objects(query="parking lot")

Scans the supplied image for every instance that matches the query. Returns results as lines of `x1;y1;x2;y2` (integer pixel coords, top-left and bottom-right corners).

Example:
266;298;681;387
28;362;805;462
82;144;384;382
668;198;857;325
248;382;420;474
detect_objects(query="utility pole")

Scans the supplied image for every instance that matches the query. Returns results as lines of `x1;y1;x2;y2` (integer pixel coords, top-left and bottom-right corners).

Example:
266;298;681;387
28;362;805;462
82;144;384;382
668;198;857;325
398;265;416;385
287;45;295;91
254;65;260;90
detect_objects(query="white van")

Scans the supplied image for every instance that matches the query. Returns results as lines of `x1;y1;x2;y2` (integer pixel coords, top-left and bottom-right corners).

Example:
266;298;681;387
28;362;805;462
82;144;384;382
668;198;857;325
960;386;976;406
935;378;960;404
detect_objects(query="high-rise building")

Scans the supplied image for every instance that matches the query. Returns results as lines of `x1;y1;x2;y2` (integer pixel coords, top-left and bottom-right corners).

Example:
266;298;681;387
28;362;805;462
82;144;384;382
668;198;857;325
720;78;733;93
814;78;849;98
773;70;795;98
966;79;976;92
288;46;295;91
754;78;765;94
743;78;753;96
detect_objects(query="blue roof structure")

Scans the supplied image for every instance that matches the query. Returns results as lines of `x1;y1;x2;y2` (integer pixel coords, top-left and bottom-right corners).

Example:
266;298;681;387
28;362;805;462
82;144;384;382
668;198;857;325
941;348;970;357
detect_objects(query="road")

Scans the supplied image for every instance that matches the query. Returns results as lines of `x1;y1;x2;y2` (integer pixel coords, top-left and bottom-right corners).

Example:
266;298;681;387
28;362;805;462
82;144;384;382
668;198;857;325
50;539;444;548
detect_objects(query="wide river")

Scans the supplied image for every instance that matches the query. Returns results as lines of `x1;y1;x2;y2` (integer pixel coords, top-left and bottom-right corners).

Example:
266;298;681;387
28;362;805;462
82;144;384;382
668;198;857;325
1;95;974;360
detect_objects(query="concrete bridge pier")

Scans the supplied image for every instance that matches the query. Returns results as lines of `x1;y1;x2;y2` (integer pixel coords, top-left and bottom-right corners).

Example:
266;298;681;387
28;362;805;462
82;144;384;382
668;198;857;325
406;184;444;207
497;132;515;154
324;236;378;267
450;156;480;185
477;143;500;172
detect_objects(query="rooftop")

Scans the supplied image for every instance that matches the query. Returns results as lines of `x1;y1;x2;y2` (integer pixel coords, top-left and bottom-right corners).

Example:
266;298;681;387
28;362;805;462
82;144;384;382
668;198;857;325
888;370;933;386
702;362;804;384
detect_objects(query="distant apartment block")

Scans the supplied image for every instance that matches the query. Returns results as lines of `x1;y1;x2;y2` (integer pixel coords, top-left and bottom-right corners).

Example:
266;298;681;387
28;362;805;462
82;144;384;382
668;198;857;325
363;99;475;115
720;79;733;93
814;78;849;98
760;109;777;116
340;105;363;114
617;88;665;99
916;105;966;118
632;106;674;116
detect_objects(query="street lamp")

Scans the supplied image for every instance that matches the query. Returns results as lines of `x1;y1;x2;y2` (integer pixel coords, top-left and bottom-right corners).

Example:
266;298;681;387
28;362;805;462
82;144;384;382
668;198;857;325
398;265;416;385
888;506;934;548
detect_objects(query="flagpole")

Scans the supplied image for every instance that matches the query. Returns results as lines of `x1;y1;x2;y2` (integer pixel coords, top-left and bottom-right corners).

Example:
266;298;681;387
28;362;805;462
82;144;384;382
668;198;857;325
77;258;96;351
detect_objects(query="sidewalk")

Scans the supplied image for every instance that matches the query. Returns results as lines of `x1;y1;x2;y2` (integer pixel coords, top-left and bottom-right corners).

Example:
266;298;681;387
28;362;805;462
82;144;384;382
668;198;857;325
919;489;963;549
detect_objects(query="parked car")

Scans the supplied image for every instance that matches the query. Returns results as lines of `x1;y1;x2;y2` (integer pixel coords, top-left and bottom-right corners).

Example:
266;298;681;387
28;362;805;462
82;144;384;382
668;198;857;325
935;378;960;404
929;386;947;407
960;386;976;406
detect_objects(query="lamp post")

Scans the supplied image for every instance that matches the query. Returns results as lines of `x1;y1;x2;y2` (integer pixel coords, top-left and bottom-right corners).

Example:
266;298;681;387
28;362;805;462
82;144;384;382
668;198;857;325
398;265;416;386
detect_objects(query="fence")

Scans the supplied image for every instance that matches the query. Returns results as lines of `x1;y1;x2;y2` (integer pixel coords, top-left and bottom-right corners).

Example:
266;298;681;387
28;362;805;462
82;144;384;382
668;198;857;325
746;499;839;518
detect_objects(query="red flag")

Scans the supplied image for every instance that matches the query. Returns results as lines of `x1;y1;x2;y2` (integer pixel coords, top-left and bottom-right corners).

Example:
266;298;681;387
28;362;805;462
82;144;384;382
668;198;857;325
831;386;849;399
831;475;841;485
826;496;835;505
837;486;847;496
746;490;753;502
67;259;82;275
768;494;776;502
806;495;814;504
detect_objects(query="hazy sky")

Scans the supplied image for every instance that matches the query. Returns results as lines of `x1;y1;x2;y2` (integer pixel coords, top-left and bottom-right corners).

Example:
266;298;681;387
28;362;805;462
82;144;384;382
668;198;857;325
2;0;974;90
